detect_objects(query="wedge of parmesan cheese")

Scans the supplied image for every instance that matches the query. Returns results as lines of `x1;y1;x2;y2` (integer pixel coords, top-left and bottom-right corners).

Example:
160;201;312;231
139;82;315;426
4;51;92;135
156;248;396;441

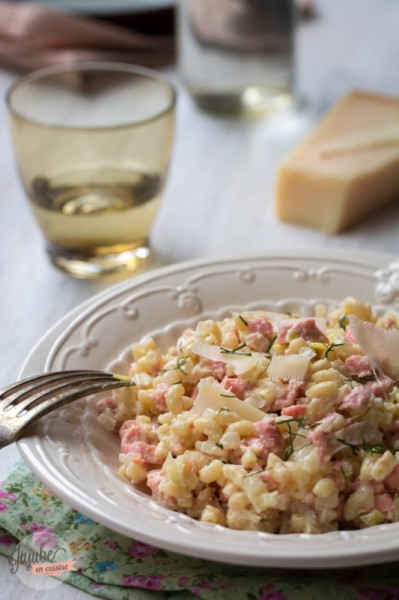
276;91;399;233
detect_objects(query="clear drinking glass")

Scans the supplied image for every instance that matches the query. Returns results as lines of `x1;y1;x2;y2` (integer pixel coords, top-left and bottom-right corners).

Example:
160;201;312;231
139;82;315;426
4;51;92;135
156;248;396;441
177;0;294;117
7;62;176;278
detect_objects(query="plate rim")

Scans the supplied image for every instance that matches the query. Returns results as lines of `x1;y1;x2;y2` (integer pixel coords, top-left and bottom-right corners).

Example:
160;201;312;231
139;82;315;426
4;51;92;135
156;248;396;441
19;247;397;375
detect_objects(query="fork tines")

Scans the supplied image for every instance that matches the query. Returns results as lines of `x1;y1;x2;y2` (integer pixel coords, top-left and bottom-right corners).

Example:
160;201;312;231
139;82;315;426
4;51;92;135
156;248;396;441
0;370;134;449
0;370;130;416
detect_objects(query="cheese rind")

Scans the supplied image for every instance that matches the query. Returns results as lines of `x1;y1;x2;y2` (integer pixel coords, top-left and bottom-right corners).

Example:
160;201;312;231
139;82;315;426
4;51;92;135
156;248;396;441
276;91;399;233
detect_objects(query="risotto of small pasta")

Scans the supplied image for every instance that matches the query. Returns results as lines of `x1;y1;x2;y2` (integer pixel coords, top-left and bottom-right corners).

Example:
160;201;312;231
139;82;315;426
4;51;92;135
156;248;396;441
97;297;399;534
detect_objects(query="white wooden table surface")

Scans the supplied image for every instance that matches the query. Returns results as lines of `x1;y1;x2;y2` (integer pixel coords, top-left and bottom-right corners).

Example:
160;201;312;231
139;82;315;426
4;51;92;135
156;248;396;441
1;0;399;597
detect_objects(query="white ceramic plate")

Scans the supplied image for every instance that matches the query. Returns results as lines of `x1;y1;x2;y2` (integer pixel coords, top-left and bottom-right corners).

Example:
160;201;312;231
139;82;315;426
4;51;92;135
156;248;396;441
17;250;399;568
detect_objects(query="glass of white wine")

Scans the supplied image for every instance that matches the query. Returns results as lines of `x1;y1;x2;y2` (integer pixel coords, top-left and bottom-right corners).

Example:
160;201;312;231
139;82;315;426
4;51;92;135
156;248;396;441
6;62;176;278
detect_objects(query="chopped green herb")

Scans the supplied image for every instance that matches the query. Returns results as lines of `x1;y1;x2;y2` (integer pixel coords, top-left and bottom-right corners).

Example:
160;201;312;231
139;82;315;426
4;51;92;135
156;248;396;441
337;438;359;456
176;356;189;374
338;314;348;330
337;437;387;457
220;393;237;398
215;443;224;450
348;374;377;383
218;407;231;413
266;335;277;353
244;467;273;478
284;421;296;460
220;343;252;357
257;365;269;378
163;355;190;375
281;417;310;460
308;420;322;429
285;434;295;459
239;315;249;326
290;432;309;440
170;380;190;386
362;440;386;455
324;341;345;358
277;416;307;427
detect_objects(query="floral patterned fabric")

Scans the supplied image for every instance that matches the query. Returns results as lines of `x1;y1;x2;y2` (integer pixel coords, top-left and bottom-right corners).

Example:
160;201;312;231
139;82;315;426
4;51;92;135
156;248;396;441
0;460;399;600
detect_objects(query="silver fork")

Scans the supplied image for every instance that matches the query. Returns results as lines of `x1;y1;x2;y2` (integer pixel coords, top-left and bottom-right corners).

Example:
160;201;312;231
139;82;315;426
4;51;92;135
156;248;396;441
0;370;133;448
